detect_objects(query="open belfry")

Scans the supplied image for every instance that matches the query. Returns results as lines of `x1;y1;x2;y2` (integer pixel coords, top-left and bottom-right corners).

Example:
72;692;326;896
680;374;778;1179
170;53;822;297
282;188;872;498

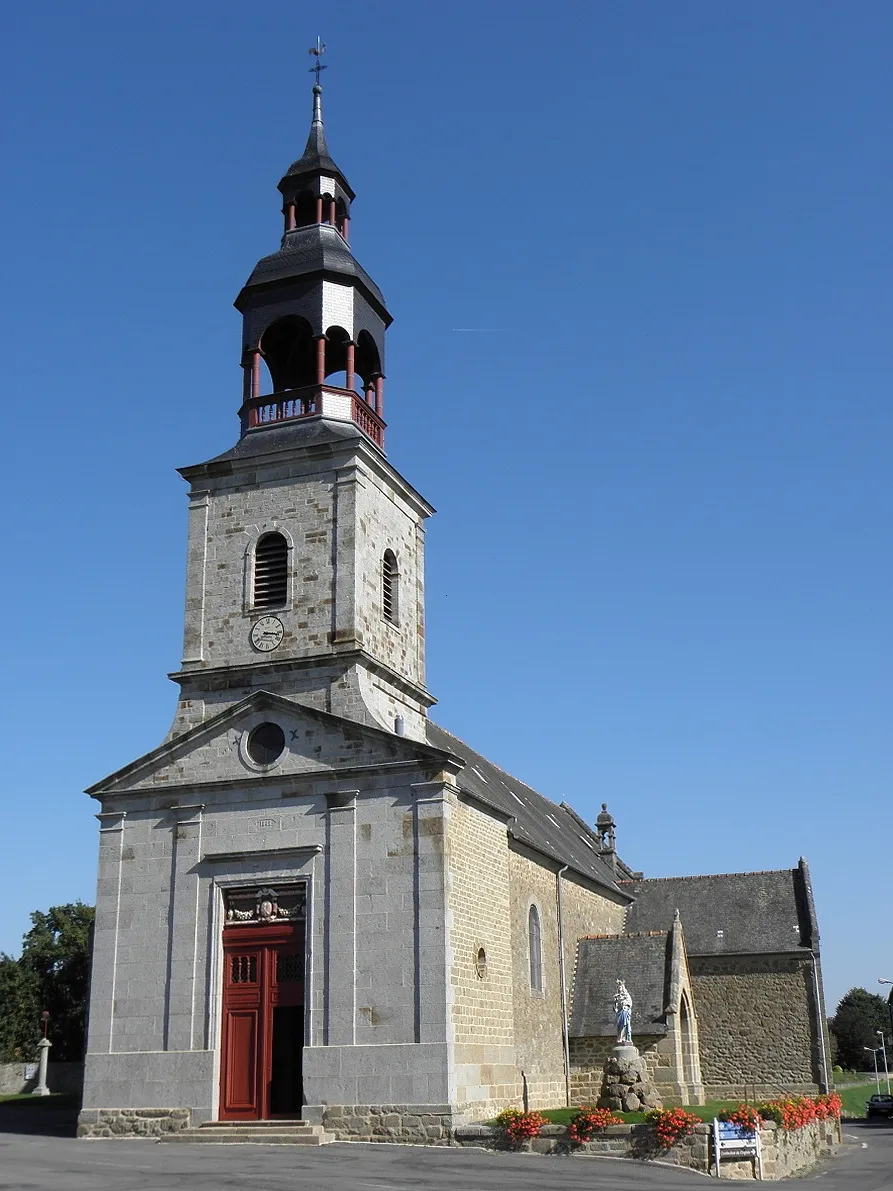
79;75;832;1142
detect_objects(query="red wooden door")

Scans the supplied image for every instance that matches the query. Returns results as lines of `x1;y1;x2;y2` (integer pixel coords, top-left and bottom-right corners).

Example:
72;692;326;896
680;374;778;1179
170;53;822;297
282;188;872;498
220;923;304;1121
220;945;264;1119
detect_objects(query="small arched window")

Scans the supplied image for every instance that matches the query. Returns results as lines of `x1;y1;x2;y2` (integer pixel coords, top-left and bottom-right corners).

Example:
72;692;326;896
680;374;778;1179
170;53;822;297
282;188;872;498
382;550;398;624
253;532;288;608
528;904;543;993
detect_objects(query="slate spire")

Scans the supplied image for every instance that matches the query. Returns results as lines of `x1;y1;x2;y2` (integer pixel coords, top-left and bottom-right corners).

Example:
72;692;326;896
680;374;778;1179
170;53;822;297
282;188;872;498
279;83;354;200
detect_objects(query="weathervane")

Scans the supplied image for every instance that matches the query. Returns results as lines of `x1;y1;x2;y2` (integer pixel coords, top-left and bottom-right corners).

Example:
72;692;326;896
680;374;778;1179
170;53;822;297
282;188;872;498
308;37;327;86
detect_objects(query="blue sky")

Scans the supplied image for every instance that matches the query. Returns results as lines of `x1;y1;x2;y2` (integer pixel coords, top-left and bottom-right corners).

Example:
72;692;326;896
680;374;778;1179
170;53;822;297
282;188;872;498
1;2;890;1013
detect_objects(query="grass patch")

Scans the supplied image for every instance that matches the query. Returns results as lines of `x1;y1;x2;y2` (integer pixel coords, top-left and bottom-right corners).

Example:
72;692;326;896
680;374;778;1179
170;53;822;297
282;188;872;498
494;1101;745;1127
838;1082;885;1119
0;1093;80;1109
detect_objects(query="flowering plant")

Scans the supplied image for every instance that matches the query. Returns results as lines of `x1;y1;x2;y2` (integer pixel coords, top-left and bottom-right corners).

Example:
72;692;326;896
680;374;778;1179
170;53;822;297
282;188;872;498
645;1107;700;1149
493;1108;545;1145
718;1105;762;1131
815;1093;842;1120
756;1094;840;1131
566;1107;623;1144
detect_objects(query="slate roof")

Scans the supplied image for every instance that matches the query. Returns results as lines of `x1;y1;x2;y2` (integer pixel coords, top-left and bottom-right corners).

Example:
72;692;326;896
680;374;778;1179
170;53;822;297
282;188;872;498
426;723;627;899
181;415;367;473
237;224;386;309
570;933;671;1037
622;863;816;956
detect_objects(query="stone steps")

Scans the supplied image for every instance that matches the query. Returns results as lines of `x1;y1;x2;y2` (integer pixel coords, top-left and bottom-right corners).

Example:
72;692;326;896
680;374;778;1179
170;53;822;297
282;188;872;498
160;1120;334;1145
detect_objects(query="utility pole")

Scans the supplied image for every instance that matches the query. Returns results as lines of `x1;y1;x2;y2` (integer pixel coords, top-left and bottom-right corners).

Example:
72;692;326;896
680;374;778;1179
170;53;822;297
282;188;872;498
877;1031;891;1095
864;1046;881;1094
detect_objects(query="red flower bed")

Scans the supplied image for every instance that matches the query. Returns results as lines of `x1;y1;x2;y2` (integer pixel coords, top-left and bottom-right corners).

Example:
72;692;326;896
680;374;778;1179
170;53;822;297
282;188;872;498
493;1108;546;1145
757;1094;841;1131
718;1104;762;1131
645;1107;700;1148
566;1107;623;1144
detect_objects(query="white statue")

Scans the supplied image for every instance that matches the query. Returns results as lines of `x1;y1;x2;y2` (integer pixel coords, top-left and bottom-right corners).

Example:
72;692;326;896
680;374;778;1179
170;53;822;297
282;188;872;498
613;978;633;1044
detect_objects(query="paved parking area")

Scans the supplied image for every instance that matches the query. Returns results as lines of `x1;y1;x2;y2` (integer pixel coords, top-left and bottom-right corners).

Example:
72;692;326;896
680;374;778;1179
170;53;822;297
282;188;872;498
0;1120;889;1189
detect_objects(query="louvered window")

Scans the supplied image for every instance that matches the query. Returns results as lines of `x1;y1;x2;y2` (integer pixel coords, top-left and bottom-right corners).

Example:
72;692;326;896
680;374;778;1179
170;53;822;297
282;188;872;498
253;533;288;608
382;550;398;624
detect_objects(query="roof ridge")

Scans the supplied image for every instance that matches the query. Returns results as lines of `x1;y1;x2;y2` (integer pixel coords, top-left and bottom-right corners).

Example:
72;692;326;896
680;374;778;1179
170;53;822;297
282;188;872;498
618;867;796;886
581;930;668;940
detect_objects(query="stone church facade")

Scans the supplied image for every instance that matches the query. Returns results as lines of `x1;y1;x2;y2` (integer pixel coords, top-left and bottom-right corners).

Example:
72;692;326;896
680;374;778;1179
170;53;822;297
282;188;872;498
78;84;830;1141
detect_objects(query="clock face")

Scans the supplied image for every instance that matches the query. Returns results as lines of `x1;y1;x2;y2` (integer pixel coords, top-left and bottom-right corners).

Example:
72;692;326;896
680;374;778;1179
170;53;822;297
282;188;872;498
250;616;284;652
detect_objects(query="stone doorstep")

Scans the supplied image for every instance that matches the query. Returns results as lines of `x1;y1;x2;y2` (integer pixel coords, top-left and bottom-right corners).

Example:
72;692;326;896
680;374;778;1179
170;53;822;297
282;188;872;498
159;1122;334;1146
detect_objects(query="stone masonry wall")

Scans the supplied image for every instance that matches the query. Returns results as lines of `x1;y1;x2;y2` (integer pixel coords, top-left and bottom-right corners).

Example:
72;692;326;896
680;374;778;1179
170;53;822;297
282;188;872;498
446;797;519;1119
569;1036;664;1104
453;1117;841;1180
321;1104;454;1144
690;954;818;1097
77;1108;190;1138
509;850;627;1110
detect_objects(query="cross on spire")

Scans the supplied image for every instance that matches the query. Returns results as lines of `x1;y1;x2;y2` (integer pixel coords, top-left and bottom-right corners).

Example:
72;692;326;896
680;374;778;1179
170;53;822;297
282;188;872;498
308;37;327;86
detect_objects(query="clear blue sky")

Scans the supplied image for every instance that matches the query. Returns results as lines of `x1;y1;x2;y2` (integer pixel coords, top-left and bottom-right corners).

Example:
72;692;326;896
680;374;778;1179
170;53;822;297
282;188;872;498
1;2;890;1014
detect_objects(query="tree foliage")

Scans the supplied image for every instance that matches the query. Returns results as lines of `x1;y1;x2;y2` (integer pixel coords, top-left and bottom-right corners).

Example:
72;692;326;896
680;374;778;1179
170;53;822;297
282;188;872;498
0;903;95;1062
829;987;891;1071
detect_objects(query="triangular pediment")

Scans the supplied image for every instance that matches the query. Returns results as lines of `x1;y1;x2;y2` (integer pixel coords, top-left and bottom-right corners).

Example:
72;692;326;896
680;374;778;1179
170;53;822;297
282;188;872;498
87;692;455;797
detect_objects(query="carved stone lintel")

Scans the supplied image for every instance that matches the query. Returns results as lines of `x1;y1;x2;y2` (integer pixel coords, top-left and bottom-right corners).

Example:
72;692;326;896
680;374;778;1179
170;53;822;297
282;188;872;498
224;882;306;926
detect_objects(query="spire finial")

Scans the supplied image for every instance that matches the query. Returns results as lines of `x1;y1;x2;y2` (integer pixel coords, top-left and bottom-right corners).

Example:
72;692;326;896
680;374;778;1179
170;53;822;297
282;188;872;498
308;37;327;88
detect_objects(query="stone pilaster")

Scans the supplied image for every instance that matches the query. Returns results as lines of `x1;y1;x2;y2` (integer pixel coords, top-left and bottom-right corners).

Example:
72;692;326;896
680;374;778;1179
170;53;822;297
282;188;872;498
88;810;127;1055
324;790;358;1044
164;804;204;1052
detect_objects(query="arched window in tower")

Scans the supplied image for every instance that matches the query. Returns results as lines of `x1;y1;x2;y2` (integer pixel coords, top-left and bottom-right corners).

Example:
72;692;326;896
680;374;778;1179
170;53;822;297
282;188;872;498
323;325;351;389
260;316;316;393
253;532;288;609
294;189;316;228
528;904;543;993
382;550;399;624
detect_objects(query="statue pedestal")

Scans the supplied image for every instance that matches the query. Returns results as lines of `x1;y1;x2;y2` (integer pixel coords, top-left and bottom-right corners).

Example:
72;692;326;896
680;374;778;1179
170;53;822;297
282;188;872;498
597;1043;662;1114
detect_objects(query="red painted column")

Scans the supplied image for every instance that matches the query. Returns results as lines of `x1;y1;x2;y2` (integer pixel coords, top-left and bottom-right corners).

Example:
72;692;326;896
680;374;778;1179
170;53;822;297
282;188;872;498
315;336;327;385
316;196;324;223
251;350;262;400
328;197;337;225
345;342;356;392
374;375;384;420
364;379;375;407
342;214;350;242
284;203;296;232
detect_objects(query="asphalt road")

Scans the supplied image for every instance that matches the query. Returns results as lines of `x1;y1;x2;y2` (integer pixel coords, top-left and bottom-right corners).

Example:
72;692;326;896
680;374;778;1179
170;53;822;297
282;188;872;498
0;1120;890;1189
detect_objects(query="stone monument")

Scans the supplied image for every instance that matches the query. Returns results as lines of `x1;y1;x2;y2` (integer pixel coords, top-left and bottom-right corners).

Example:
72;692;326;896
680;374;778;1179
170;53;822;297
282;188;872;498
596;978;663;1113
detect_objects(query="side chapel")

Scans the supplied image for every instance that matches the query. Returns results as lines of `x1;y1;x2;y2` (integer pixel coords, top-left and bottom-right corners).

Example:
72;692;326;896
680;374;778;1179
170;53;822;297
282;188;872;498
78;81;831;1142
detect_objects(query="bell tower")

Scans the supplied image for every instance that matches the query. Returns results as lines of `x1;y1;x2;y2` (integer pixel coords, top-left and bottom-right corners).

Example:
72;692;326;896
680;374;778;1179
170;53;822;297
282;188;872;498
168;81;434;741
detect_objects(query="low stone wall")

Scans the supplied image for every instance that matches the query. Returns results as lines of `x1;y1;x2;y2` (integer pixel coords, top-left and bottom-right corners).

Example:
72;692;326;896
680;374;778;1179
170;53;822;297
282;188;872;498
77;1108;191;1138
320;1104;454;1144
0;1061;83;1097
454;1116;841;1179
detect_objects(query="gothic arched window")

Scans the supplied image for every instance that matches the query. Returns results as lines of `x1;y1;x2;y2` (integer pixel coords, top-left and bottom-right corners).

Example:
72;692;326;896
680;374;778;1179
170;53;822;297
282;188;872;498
253;532;288;608
382;550;398;624
528;904;543;993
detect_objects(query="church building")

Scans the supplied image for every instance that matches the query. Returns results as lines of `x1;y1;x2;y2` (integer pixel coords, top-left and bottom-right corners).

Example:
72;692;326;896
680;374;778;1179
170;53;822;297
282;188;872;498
77;81;830;1143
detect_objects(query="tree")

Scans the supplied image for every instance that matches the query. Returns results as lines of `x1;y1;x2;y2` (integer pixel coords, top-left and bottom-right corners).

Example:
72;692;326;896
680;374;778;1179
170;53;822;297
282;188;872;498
0;902;95;1063
0;954;39;1061
829;987;890;1071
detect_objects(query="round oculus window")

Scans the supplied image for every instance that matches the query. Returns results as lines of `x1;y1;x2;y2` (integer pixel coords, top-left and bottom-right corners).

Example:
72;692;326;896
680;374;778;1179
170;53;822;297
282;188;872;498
246;722;286;766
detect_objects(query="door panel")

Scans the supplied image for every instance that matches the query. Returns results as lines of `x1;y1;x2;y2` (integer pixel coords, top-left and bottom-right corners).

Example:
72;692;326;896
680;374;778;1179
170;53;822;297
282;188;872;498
223;1010;259;1114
